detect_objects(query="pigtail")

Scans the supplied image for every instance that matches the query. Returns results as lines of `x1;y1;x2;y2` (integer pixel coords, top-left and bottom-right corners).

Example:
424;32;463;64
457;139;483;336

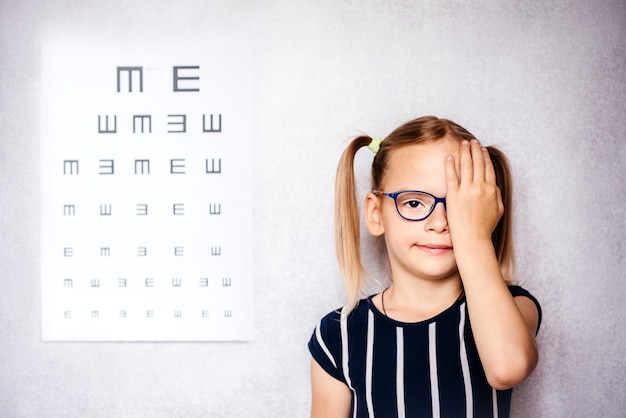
335;136;373;314
487;146;516;284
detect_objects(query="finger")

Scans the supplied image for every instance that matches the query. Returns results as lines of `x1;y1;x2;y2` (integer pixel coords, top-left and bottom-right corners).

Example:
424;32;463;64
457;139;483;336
445;154;459;193
470;139;485;182
496;186;504;215
484;147;497;185
460;140;473;184
454;146;461;180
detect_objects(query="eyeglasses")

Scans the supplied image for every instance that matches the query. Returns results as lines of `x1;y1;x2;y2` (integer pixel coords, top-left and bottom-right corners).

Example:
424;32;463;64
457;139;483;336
372;190;446;221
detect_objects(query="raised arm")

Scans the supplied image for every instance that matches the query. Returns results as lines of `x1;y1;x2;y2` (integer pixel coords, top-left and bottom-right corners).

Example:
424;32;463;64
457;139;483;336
444;140;539;390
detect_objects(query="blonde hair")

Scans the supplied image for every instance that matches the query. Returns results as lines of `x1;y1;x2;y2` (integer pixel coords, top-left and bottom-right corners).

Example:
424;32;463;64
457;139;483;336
335;116;516;314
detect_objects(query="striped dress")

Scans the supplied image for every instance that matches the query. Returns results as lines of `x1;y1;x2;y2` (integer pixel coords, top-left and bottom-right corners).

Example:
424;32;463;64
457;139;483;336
309;285;541;418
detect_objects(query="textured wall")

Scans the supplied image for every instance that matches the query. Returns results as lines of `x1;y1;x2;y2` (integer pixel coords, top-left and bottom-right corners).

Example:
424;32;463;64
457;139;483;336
1;1;624;417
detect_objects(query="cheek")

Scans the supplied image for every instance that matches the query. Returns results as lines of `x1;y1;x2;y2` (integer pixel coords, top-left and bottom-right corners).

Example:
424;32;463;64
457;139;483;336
380;202;404;228
381;212;420;239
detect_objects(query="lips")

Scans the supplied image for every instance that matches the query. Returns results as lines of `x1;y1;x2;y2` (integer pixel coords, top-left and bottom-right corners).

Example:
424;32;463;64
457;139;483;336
416;244;453;255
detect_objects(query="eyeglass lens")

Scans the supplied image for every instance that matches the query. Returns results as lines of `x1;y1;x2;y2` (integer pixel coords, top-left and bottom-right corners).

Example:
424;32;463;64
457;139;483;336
394;191;436;220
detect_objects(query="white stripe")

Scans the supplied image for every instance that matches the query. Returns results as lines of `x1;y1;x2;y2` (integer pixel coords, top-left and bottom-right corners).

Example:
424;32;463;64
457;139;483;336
315;320;337;368
396;327;406;418
365;310;375;416
459;302;473;418
340;307;357;418
492;388;498;418
429;323;440;418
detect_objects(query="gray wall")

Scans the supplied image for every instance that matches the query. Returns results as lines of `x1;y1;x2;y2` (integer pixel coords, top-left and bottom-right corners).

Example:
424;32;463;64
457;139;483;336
1;1;624;417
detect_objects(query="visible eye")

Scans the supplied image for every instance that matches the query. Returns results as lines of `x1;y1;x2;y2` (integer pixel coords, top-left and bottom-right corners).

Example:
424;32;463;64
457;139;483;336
396;192;433;213
404;199;425;209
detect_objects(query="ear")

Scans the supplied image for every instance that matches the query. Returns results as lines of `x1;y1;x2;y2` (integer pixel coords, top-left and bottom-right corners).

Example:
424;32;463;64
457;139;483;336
364;192;385;236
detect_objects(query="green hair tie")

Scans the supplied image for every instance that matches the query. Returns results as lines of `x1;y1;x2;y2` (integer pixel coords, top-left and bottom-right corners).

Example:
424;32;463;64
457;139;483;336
368;136;383;154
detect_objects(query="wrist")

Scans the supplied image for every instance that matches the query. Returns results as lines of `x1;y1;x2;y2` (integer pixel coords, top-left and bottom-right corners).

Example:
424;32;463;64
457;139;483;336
452;239;504;288
450;232;493;249
453;238;498;269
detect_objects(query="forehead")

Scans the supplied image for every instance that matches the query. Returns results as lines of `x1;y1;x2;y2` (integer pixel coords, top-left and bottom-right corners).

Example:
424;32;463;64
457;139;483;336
383;139;460;190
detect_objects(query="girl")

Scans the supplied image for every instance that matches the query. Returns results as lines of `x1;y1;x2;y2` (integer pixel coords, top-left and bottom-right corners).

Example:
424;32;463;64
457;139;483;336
309;116;541;418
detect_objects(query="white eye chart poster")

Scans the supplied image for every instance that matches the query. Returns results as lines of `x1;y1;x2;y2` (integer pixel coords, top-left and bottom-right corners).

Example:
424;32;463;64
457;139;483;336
40;43;254;341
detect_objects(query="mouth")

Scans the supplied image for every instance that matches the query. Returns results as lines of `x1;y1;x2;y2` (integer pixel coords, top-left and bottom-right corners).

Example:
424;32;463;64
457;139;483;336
415;244;453;255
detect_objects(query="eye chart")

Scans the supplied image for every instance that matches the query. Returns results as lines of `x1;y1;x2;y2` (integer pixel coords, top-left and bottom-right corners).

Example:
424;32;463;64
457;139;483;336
40;43;254;341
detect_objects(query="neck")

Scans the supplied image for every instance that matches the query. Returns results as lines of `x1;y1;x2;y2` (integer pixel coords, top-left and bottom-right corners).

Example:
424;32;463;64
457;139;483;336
381;275;463;322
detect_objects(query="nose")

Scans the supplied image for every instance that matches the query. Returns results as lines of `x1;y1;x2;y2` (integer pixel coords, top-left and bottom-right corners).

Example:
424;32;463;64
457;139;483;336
425;200;448;232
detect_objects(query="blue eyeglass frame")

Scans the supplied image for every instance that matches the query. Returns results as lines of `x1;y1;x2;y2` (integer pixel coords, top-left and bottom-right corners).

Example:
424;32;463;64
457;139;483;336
372;190;447;221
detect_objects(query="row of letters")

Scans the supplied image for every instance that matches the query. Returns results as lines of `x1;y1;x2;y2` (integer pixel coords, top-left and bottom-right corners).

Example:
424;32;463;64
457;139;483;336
61;203;222;217
62;309;235;319
62;158;222;175
116;65;203;93
97;114;222;134
60;277;233;288
62;246;224;257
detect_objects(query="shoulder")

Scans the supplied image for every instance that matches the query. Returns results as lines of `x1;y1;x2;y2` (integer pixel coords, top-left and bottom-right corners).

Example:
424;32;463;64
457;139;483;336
312;299;371;341
314;308;343;341
308;299;371;381
308;307;345;382
508;284;543;333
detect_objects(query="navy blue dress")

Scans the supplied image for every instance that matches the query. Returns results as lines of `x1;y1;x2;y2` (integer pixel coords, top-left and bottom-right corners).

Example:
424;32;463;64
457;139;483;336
309;285;541;418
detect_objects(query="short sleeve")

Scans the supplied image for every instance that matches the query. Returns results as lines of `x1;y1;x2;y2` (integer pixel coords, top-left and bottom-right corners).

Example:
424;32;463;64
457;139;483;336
308;310;346;383
508;285;542;334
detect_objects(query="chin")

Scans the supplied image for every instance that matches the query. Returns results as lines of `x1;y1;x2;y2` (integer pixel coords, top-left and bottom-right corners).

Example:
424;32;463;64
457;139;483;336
416;264;459;282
